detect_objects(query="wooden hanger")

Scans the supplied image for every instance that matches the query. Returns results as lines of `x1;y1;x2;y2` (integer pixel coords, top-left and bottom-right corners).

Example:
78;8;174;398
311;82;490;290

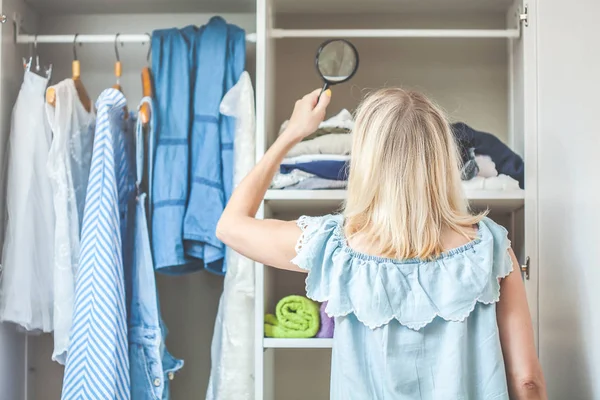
140;35;153;126
46;34;92;113
113;34;123;92
112;34;129;118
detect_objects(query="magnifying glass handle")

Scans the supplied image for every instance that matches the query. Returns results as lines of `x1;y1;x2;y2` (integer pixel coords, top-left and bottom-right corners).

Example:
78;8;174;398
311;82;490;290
319;82;330;98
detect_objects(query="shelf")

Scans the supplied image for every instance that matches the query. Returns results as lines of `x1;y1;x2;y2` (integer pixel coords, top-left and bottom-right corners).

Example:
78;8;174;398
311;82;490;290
265;188;525;215
264;338;333;349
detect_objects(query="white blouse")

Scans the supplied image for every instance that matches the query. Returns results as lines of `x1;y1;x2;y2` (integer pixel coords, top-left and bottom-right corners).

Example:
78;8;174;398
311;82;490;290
0;71;55;332
45;79;95;364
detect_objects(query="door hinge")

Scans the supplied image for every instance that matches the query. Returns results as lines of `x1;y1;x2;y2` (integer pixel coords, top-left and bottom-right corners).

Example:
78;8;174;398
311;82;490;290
519;5;529;27
520;256;530;280
1;14;7;24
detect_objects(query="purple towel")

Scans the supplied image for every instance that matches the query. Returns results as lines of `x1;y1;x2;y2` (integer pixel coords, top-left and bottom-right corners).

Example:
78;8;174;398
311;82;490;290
316;302;334;338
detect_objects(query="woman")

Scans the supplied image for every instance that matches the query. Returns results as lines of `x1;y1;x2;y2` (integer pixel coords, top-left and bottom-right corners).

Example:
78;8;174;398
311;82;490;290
217;88;547;399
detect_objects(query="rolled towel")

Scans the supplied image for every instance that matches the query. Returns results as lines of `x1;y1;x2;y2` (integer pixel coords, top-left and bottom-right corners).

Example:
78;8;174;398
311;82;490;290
316;302;335;338
264;295;320;338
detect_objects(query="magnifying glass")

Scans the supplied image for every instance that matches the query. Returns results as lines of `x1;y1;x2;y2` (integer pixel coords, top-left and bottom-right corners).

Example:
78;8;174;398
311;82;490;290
315;39;359;96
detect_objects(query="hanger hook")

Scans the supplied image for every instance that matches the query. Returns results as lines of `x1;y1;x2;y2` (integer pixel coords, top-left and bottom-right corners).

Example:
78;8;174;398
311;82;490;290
146;33;151;63
34;34;41;71
73;33;79;60
114;33;121;62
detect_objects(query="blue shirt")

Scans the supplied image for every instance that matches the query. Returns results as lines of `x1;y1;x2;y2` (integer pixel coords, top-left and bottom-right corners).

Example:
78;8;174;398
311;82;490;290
62;89;132;400
293;215;512;400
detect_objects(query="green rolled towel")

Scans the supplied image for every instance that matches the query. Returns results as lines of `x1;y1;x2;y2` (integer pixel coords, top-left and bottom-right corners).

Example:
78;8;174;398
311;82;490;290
264;295;320;338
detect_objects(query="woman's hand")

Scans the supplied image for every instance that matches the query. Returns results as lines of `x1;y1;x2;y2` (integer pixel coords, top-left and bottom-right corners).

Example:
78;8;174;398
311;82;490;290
283;88;332;143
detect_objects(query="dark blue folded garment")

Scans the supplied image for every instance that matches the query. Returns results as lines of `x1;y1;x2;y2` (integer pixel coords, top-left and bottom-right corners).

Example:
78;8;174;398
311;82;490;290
280;160;349;181
452;122;525;189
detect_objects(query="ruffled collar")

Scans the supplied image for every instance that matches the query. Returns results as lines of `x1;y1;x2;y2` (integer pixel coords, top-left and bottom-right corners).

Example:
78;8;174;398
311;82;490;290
293;215;513;331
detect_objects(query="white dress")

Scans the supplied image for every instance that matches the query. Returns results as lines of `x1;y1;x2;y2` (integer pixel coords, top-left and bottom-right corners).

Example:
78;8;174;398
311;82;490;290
0;71;55;332
207;71;256;400
45;79;95;364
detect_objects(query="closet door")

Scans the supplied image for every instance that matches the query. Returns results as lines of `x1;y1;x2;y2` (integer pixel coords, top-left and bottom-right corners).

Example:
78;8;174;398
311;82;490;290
536;0;600;398
509;0;539;343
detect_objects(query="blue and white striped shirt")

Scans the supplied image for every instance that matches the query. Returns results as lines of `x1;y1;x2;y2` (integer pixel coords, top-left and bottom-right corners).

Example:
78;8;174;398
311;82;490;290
62;89;132;400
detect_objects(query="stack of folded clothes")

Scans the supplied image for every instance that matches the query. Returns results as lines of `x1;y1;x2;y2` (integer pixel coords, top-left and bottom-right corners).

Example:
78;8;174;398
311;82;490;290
272;109;353;190
272;112;525;191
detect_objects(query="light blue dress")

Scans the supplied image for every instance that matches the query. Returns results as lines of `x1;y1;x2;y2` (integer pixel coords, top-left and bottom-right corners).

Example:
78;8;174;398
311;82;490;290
293;215;512;400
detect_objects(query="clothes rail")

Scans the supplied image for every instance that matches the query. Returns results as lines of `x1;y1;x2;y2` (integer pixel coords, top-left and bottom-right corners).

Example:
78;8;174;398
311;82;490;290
271;28;521;39
15;32;258;44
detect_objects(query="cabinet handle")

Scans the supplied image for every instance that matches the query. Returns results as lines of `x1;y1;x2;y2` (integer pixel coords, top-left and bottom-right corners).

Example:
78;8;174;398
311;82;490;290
1;14;7;24
520;256;530;280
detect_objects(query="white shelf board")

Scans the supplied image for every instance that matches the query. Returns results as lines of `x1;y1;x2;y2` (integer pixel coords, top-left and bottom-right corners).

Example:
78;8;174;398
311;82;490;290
265;188;524;215
264;338;333;349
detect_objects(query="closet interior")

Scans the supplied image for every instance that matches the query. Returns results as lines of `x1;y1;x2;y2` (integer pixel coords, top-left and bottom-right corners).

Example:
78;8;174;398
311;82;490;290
0;0;257;399
255;0;534;399
0;0;537;399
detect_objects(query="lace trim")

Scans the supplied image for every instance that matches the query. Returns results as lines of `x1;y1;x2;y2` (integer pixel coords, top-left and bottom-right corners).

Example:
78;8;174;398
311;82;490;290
294;215;318;254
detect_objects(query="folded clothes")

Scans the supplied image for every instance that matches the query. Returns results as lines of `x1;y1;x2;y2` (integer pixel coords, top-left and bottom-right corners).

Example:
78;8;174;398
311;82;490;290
287;133;353;158
475;155;498;178
282;154;350;164
452;122;524;188
279;109;354;141
264;295;320;338
280;160;349;181
316;302;334;339
462;174;520;191
284;177;347;190
271;169;314;189
461;147;479;181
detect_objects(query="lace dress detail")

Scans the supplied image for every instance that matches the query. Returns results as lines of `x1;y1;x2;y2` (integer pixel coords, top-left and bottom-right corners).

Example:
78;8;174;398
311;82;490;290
0;71;55;332
45;78;95;364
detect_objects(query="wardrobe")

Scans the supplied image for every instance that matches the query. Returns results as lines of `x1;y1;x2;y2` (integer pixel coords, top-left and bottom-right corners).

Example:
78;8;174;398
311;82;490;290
0;0;598;399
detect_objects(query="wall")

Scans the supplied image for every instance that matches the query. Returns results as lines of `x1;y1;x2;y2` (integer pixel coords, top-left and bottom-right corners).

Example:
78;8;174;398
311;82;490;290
273;12;509;143
27;12;256;400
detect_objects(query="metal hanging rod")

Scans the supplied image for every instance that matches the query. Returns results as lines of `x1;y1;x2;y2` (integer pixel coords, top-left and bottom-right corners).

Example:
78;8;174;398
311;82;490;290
16;32;258;44
11;13;259;44
271;28;521;39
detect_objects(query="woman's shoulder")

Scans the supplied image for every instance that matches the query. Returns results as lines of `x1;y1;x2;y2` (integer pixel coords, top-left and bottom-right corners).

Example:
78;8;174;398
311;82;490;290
293;214;514;331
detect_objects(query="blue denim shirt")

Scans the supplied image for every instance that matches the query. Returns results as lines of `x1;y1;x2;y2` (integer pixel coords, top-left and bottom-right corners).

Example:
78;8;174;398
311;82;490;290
183;17;246;275
151;19;245;275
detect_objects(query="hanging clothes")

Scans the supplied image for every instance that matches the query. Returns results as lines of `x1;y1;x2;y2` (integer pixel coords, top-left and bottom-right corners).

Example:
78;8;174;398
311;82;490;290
128;98;183;400
207;71;256;400
150;28;197;274
452;122;525;188
183;17;246;275
0;71;55;332
151;18;246;275
45;78;96;364
62;89;133;400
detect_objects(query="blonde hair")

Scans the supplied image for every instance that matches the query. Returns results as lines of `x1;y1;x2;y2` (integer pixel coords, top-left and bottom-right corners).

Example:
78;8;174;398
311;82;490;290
343;88;485;259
